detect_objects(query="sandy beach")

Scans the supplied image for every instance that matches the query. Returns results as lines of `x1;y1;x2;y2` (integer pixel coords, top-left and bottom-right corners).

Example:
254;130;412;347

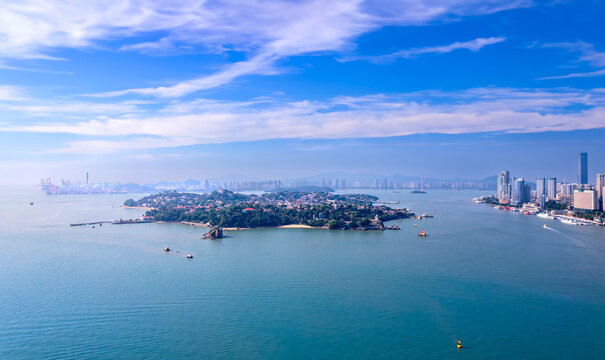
276;224;319;229
121;205;156;211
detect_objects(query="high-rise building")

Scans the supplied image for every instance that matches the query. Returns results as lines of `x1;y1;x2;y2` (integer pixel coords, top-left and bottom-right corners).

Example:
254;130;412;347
597;174;605;202
578;152;588;185
535;178;545;207
573;189;598;210
497;171;511;203
546;177;557;200
512;178;528;205
536;178;545;197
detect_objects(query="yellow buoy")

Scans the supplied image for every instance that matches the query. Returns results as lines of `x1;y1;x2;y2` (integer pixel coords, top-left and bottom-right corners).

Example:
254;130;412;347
457;340;462;349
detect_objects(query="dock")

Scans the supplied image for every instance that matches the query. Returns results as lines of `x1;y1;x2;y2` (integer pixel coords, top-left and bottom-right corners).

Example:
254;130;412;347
70;221;112;227
111;219;156;225
70;219;156;226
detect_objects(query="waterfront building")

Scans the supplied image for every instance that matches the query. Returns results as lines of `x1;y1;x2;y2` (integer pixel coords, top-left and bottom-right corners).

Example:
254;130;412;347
597;174;605;209
497;171;511;203
512;178;529;205
536;178;545;206
574;189;598;211
578;152;588;185
561;183;577;196
546;177;557;201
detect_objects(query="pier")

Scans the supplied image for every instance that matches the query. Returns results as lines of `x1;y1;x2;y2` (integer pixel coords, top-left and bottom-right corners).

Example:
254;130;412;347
70;219;156;226
70;221;112;227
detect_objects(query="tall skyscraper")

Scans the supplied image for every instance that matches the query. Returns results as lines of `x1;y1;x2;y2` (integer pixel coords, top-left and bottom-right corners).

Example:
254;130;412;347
546;177;557;200
597;174;605;199
536;178;545;207
497;171;511;203
597;174;605;210
536;178;545;198
578;152;588;185
512;178;527;205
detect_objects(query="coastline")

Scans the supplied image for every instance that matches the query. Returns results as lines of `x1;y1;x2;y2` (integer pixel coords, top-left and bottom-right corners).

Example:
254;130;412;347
276;224;321;229
223;224;326;231
180;221;325;230
121;205;156;211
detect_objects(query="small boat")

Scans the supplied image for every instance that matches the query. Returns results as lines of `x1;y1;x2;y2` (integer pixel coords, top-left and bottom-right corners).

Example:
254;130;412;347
414;224;418;227
543;224;549;229
164;246;171;252
29;202;34;205
418;229;427;237
186;254;193;258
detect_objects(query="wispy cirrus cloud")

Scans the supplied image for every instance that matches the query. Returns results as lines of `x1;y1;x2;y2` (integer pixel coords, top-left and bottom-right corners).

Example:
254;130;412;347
538;42;605;80
0;85;29;101
0;1;531;97
2;87;605;154
342;37;506;63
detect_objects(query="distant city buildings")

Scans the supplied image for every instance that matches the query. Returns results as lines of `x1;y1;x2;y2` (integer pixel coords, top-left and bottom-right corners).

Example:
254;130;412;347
496;151;603;213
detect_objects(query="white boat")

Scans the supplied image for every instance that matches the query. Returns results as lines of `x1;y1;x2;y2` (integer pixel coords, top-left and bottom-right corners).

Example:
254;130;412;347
536;212;554;220
560;218;578;225
543;224;549;229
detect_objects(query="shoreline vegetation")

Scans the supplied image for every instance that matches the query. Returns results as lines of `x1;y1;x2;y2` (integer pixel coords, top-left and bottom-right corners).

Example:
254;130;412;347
125;190;414;231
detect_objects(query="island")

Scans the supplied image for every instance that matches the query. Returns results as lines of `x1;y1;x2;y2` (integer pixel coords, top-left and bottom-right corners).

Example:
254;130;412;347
124;189;414;230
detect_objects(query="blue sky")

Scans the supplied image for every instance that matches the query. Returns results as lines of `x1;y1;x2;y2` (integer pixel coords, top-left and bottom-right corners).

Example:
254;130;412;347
1;0;604;184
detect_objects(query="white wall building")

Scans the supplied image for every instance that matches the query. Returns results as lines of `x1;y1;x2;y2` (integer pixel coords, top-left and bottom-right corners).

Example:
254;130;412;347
574;189;598;211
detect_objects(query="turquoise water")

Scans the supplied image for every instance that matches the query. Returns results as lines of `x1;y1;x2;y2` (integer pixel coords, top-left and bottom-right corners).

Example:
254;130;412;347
1;187;605;359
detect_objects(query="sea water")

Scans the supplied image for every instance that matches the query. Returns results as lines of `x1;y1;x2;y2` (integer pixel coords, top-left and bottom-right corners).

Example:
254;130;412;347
1;187;604;359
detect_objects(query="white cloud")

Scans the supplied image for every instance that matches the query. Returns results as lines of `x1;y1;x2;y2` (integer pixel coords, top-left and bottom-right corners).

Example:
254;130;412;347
0;1;530;97
538;68;605;80
343;37;506;63
540;42;605;80
0;85;29;101
2;87;605;154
